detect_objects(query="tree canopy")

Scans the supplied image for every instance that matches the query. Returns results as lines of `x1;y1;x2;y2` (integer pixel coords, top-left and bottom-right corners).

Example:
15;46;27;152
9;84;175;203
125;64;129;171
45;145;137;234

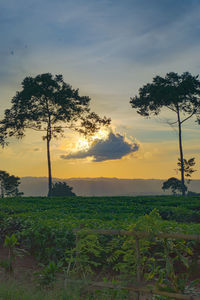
0;73;111;196
51;182;76;197
162;177;187;195
130;72;200;118
0;170;23;198
0;73;110;139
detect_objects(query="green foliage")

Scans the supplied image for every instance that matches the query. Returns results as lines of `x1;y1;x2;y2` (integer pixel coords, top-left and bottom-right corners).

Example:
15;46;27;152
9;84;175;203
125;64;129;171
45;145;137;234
18;222;75;263
0;196;199;295
147;238;193;293
34;261;62;287
0;278;131;299
0;234;26;274
106;210;199;294
52;182;76;196
65;230;103;277
93;286;129;299
4;233;18;249
107;210;162;277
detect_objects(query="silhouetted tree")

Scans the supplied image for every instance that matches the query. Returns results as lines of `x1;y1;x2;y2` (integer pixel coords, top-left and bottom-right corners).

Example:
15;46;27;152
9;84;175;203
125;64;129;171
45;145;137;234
0;73;110;197
0;170;23;198
0;132;6;147
130;72;200;196
177;157;196;184
51;181;76;196
162;177;187;195
187;191;200;196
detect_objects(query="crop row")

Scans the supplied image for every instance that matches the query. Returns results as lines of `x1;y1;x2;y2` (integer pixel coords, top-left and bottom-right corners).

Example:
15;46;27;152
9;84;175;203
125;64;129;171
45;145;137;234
0;196;200;224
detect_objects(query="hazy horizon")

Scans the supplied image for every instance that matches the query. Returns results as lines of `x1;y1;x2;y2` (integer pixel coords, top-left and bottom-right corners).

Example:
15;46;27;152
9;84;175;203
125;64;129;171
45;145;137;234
19;177;200;197
21;175;200;180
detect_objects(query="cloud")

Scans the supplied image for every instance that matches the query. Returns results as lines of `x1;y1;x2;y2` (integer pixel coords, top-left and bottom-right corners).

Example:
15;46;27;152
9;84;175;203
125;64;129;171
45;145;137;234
1;0;200;85
1;0;200;153
61;132;139;162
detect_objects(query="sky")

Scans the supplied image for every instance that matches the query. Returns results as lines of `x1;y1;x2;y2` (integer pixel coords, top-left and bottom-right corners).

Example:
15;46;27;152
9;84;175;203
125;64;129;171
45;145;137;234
0;0;200;179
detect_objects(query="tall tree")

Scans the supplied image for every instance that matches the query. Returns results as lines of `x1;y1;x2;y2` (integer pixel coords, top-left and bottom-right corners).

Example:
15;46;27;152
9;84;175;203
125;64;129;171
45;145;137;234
130;72;200;196
0;73;110;196
0;170;23;198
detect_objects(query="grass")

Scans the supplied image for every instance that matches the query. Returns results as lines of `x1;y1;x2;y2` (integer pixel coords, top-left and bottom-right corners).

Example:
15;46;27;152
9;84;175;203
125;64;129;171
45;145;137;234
0;278;132;300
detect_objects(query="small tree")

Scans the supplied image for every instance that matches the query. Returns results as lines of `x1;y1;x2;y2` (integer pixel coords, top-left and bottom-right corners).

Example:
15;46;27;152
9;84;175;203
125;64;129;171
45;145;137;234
51;181;76;196
177;157;196;184
0;171;23;198
162;177;187;195
130;72;200;196
0;73;110;197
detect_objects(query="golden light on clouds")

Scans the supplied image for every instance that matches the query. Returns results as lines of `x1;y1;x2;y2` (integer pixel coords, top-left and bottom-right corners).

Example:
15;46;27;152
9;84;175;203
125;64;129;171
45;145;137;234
74;128;110;152
76;138;90;151
0;124;199;180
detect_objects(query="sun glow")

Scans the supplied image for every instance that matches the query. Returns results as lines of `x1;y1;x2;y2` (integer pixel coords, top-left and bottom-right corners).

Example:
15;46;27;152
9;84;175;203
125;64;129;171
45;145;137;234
75;128;109;151
91;128;109;141
76;138;90;151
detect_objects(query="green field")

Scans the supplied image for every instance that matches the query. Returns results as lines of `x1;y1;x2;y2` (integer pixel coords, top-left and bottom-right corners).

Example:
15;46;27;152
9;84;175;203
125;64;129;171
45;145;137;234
1;196;200;257
1;195;200;226
0;196;200;298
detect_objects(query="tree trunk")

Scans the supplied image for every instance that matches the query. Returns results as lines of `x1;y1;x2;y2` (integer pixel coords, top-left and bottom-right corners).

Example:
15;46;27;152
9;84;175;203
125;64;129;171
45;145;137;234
177;106;185;196
47;137;52;197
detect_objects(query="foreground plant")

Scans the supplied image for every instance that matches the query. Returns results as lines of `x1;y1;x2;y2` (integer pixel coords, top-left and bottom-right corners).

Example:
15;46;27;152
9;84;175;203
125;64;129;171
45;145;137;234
34;261;63;287
0;234;26;274
65;229;104;277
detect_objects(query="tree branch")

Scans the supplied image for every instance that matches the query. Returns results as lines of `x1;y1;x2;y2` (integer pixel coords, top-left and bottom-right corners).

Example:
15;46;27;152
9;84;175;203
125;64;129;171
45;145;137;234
167;120;178;125
180;111;196;124
166;105;177;113
25;126;46;132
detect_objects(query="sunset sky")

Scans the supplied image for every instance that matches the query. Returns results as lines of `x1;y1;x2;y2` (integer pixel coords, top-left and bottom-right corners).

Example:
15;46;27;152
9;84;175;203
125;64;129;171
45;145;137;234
1;0;200;180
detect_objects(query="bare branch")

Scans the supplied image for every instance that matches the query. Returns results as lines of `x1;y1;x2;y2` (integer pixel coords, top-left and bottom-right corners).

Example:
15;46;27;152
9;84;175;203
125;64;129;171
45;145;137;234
180;111;196;124
167;120;178;125
26;126;46;132
166;105;177;113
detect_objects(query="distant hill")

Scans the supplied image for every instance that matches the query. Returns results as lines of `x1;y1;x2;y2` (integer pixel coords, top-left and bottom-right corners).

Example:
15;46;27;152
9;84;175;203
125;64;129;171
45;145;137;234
19;177;200;197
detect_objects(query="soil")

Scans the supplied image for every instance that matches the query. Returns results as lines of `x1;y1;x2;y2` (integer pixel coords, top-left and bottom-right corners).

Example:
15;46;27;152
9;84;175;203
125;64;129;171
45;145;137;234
0;246;39;281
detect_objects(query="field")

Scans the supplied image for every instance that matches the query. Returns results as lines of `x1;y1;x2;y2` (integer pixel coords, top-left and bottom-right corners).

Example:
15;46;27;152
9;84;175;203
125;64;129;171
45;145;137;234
0;196;200;299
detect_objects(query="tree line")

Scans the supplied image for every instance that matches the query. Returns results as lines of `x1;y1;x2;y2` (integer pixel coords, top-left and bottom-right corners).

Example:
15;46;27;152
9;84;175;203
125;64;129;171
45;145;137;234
0;71;200;197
